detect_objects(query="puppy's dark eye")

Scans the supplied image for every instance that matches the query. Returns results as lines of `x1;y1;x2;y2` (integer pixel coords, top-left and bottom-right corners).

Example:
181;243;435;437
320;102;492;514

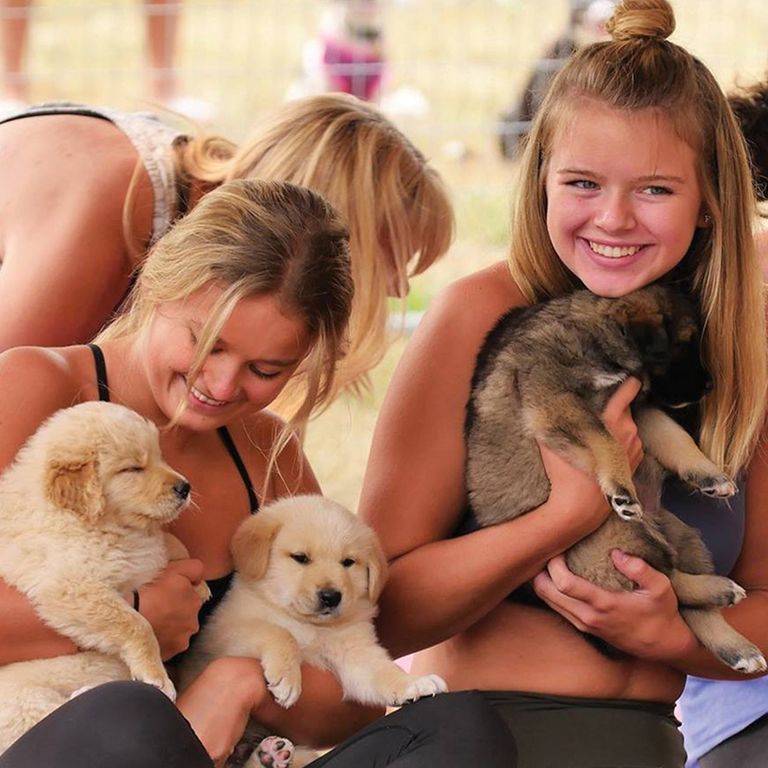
341;558;356;568
290;553;310;565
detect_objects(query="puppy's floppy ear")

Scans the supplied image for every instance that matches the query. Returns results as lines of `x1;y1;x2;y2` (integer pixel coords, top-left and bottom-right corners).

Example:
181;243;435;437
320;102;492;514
626;314;669;366
46;452;105;523
231;512;282;581
360;529;389;602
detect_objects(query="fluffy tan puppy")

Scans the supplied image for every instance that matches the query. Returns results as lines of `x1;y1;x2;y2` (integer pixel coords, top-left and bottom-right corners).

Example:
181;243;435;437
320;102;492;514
179;494;447;710
0;401;195;753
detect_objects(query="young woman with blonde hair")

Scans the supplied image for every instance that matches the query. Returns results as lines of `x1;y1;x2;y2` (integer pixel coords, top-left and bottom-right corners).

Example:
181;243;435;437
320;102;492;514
310;1;768;766
0;93;453;400
0;178;371;766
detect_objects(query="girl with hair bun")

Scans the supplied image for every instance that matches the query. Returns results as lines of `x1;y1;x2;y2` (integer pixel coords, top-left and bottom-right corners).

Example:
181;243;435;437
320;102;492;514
313;1;768;765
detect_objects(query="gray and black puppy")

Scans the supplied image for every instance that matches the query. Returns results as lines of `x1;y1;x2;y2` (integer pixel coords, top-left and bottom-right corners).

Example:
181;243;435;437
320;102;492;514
465;283;766;674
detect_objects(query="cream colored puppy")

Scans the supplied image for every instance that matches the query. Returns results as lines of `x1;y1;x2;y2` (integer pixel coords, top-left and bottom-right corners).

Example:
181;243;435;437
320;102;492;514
0;401;196;753
179;495;447;709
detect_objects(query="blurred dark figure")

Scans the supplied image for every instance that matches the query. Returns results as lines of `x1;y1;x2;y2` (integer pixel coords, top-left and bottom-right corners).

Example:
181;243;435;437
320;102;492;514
729;77;768;201
497;0;615;159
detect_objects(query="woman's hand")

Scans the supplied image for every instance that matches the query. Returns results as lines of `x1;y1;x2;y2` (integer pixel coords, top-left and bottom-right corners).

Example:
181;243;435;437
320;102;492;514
540;377;644;530
177;657;268;768
137;558;206;659
532;550;696;662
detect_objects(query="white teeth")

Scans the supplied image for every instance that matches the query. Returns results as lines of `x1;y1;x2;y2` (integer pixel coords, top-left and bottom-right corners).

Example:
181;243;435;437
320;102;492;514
589;241;641;259
190;385;227;407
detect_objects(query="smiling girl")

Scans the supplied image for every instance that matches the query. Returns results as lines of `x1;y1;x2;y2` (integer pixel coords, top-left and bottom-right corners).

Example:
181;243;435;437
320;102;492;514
350;0;768;766
0;179;379;766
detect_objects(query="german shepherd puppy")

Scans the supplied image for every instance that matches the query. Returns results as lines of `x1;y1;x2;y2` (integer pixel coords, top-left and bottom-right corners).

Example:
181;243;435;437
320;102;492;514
465;284;766;674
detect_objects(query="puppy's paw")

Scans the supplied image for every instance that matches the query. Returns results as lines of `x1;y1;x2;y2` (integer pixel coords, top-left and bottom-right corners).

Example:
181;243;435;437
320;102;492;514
684;471;737;499
133;669;176;701
265;666;302;709
720;646;767;675
390;673;448;706
706;578;746;607
195;582;213;602
608;488;642;521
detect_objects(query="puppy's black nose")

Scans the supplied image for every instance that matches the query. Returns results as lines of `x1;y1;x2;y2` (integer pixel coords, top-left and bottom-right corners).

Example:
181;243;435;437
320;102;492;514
318;588;342;610
174;481;191;500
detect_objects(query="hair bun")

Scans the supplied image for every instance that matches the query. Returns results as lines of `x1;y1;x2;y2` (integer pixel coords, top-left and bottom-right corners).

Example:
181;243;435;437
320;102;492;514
605;0;675;42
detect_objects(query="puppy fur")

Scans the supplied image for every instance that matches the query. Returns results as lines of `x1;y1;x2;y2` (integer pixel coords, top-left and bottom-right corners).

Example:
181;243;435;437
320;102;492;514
179;494;447;712
465;284;766;674
0;401;196;753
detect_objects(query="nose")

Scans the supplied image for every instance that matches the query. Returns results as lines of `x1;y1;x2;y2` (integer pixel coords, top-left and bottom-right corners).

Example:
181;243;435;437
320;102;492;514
173;480;191;501
202;357;241;401
317;588;342;610
595;192;636;233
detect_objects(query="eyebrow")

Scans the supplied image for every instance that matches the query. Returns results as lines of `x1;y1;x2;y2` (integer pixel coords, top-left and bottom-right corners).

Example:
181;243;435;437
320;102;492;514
556;168;686;184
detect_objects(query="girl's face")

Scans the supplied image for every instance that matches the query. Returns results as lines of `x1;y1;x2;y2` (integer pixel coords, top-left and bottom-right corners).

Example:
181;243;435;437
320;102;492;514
145;285;311;430
544;101;706;297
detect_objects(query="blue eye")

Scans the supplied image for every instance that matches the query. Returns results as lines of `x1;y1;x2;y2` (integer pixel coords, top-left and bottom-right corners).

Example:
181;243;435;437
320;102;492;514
644;185;672;196
568;179;599;190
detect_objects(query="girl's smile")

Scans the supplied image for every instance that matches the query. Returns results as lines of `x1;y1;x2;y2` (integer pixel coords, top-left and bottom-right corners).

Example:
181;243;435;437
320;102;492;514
544;100;706;297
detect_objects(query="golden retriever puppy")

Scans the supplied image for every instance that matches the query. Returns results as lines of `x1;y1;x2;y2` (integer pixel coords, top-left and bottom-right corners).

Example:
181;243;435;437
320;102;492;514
0;401;195;753
178;494;447;711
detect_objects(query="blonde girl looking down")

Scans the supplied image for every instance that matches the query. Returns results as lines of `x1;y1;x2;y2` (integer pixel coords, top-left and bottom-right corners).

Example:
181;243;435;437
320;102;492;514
0;93;453;401
0;178;380;767
344;1;768;766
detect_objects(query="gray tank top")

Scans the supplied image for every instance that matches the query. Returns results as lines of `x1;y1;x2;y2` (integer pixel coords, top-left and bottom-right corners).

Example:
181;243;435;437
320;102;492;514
0;102;187;249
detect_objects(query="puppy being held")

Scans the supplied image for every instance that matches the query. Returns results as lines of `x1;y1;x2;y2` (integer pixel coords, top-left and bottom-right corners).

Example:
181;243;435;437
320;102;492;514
178;494;447;710
0;401;201;753
465;284;766;674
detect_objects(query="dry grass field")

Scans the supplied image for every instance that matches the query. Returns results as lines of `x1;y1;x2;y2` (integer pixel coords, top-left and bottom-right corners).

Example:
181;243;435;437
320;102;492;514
10;0;768;507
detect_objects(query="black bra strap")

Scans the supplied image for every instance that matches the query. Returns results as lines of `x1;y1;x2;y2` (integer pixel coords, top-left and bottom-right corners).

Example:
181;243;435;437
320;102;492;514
88;343;110;402
216;426;259;512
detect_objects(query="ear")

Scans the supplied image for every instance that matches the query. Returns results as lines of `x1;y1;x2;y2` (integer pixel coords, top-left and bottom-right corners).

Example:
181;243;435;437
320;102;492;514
626;315;669;366
231;512;282;581
361;529;389;602
46;455;105;523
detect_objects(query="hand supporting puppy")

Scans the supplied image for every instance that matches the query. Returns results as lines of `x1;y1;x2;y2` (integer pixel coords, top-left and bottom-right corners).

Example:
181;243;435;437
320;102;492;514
138;558;206;660
532;551;697;663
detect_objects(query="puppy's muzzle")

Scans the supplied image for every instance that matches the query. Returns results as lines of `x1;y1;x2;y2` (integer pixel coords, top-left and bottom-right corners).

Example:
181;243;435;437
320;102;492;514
174;480;191;503
316;588;342;614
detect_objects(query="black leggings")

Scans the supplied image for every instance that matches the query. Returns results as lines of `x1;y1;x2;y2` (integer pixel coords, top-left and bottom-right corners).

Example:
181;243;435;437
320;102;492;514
0;681;213;768
0;685;516;768
310;692;518;767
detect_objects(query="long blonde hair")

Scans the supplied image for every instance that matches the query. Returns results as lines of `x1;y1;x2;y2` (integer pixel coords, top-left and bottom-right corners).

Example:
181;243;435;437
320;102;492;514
102;179;353;468
510;0;767;475
174;93;454;400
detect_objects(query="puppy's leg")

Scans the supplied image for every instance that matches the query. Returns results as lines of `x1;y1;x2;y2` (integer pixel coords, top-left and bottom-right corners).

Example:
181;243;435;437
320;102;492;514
636;408;737;498
224;623;303;709
681;607;766;674
671;570;747;608
323;623;446;707
33;582;174;698
526;395;642;520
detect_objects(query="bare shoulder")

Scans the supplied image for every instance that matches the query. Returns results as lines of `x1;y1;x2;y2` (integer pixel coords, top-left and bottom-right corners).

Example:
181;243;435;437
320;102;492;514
401;261;526;384
0;346;90;468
